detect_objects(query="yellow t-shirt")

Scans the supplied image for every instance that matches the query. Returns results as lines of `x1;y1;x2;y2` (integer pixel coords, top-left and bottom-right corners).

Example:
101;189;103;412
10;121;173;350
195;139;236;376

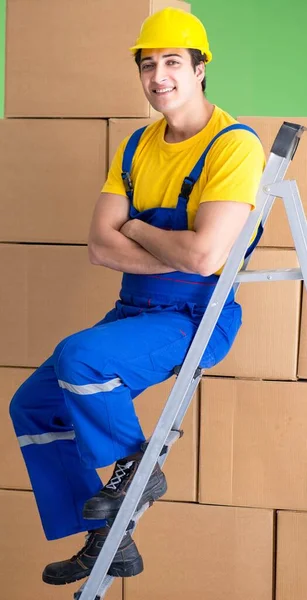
102;105;265;223
101;105;265;273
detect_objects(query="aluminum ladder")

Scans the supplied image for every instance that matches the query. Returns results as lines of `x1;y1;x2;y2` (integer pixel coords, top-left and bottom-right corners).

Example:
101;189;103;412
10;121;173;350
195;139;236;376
75;120;307;600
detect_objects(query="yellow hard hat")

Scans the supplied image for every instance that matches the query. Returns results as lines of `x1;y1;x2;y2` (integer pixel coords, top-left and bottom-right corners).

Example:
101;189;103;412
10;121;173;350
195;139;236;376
130;7;212;63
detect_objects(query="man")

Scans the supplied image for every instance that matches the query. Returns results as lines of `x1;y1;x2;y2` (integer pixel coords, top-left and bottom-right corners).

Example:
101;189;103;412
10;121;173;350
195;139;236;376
9;7;265;586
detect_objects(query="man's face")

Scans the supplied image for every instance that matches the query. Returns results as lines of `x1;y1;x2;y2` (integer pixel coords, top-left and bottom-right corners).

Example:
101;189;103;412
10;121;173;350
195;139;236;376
139;48;204;113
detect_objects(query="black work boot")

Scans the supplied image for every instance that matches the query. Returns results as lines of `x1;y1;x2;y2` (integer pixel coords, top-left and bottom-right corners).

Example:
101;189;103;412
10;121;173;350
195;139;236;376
42;526;143;585
83;449;167;521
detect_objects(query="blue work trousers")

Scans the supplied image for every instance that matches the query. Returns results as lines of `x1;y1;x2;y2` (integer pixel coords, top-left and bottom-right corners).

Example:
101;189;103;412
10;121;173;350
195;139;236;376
9;300;242;540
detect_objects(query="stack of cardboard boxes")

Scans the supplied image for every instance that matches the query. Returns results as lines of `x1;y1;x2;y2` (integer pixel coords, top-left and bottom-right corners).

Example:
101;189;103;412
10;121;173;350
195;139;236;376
1;1;307;598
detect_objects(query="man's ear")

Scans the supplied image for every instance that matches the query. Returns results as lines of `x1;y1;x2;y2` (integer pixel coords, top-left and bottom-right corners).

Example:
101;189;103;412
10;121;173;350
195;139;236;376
196;61;205;84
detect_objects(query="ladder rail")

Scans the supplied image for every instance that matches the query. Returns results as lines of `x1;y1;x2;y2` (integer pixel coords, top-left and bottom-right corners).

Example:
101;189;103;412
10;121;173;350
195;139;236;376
272;180;307;292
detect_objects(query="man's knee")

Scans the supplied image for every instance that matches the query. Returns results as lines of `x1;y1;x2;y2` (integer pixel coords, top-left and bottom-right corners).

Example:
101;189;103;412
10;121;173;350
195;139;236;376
53;330;107;383
53;333;81;382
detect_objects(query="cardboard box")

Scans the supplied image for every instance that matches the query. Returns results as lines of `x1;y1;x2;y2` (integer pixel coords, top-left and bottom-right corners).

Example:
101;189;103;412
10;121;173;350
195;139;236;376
0;244;122;367
3;369;198;503
0;119;107;243
5;0;190;117
108;118;158;167
124;501;274;600
209;248;301;380
298;289;307;379
276;511;307;600
238;117;307;248
0;489;122;600
199;377;307;511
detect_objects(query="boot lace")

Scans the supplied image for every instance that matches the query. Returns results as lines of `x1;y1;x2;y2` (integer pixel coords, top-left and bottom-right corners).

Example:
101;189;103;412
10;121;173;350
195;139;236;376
70;532;93;561
105;460;135;491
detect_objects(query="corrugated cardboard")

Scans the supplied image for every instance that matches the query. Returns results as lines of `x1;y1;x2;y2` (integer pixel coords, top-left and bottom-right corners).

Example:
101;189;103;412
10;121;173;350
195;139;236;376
209;248;301;380
5;0;190;117
108;118;158;167
298;289;307;379
0;489;122;600
199;377;307;510
124;501;274;600
0;119;107;243
3;368;198;503
238;116;307;248
0;244;122;367
276;511;307;600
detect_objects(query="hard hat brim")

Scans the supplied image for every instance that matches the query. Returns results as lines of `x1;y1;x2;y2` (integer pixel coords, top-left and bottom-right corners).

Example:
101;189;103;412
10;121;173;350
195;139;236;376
130;44;212;63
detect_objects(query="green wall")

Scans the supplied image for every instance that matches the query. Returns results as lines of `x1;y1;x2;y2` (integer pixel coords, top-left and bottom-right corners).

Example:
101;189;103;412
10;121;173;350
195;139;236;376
0;0;5;118
0;0;306;118
192;0;307;116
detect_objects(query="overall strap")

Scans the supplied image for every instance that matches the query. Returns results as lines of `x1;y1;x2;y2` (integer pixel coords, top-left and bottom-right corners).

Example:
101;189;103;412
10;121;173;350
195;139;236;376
177;123;264;257
244;220;264;258
178;124;260;202
121;126;147;203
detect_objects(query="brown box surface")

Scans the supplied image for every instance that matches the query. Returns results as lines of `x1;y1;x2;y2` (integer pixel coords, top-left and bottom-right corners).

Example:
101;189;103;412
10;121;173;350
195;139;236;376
276;511;307;600
0;244;122;367
238;116;307;248
0;489;122;600
209;248;301;380
0;119;107;243
199;377;307;510
298;289;307;379
3;369;198;503
108;118;159;167
5;0;190;117
124;501;274;600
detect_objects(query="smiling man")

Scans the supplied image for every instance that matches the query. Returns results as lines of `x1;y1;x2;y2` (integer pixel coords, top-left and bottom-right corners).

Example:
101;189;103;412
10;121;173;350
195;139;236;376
10;7;265;587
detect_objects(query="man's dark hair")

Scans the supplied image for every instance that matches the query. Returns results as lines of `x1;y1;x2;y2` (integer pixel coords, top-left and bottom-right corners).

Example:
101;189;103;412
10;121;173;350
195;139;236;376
134;48;207;93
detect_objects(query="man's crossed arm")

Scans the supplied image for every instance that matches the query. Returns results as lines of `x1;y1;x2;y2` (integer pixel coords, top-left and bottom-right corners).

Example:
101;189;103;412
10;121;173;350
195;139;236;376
88;192;251;276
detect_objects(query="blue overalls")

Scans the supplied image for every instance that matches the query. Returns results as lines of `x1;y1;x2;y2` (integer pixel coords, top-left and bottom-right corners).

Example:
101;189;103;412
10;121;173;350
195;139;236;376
9;124;262;541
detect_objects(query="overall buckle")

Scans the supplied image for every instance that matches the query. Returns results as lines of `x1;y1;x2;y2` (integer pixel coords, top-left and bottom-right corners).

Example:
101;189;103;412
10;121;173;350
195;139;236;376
180;177;195;200
122;171;133;194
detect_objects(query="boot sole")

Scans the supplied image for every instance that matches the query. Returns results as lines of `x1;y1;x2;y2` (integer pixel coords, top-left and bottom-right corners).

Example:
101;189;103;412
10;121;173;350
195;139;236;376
83;475;167;520
42;555;144;585
42;570;91;586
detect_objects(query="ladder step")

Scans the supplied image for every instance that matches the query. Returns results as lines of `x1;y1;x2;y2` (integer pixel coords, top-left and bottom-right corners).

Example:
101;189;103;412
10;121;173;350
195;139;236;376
235;267;303;282
74;576;113;600
160;428;183;453
74;586;104;600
